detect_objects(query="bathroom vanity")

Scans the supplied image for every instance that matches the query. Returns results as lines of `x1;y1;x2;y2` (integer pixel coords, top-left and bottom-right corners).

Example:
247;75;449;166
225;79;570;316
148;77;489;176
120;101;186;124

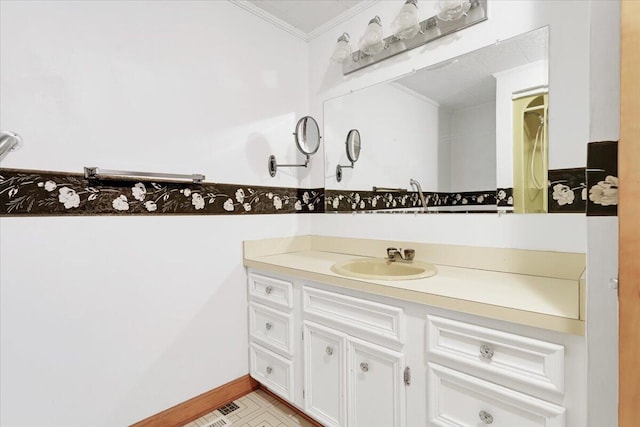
243;236;586;427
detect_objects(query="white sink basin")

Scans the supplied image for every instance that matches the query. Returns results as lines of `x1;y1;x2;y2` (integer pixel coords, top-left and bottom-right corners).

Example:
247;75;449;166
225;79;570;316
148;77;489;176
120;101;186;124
331;258;437;281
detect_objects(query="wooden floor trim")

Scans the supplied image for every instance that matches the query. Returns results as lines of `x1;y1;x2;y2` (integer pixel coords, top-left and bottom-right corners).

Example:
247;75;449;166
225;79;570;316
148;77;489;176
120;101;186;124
130;374;260;427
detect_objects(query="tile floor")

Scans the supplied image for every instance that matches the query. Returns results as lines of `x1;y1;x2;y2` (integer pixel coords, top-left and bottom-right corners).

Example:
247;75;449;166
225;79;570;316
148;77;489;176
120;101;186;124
183;389;315;427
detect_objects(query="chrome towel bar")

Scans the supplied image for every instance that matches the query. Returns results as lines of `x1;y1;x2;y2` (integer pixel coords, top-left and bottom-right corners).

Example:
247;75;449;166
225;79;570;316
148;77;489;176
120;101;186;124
372;186;407;192
83;167;205;184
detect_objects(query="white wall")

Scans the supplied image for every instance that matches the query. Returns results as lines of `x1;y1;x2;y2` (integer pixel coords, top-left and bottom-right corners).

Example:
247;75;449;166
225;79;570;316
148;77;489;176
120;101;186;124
585;2;621;426
438;109;453;191
450;102;496;192
324;83;438;189
0;1;310;426
309;1;591;251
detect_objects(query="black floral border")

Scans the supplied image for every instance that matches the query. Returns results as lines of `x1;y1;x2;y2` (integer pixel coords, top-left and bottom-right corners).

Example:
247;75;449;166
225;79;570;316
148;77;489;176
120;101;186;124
586;141;618;216
325;189;499;212
496;188;514;208
0;168;324;216
2;146;618;218
548;168;587;213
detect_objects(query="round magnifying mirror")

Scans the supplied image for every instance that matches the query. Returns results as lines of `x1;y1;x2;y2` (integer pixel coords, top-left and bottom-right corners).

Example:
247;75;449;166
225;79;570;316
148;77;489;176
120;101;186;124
294;116;321;156
345;129;361;163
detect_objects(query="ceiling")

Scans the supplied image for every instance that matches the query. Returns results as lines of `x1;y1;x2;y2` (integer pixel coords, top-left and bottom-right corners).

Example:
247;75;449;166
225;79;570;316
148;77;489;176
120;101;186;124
242;0;372;40
396;27;549;110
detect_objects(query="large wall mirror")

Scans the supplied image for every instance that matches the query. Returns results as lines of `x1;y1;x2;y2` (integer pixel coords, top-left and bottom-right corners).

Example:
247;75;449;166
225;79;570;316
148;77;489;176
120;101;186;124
324;27;549;213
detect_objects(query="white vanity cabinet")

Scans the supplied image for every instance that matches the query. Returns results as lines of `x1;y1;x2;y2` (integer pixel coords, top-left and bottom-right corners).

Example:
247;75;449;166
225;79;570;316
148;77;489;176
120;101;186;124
246;269;584;427
302;286;408;427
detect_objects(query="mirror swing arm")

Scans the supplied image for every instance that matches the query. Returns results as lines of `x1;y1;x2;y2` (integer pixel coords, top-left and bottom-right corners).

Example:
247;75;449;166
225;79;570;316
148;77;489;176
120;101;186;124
268;154;310;177
269;116;321;177
336;161;354;182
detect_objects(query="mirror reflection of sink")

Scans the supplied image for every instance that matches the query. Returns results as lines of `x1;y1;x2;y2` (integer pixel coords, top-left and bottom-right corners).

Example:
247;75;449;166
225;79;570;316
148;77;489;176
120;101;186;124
331;258;437;281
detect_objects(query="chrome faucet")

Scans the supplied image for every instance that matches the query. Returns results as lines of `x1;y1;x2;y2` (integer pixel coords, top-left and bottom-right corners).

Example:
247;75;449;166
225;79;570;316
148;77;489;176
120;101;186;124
387;247;416;262
409;178;427;210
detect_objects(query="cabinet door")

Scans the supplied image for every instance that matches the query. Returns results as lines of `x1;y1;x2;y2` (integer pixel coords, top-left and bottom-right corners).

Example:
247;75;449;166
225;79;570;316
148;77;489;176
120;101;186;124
303;321;347;427
348;336;406;427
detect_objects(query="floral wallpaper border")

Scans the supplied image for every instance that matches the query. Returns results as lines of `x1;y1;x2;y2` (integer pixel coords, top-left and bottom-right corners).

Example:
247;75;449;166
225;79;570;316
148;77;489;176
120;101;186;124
586;141;618;216
496;188;514;208
2;143;618;218
548;168;587;213
325;189;499;212
0;168;324;216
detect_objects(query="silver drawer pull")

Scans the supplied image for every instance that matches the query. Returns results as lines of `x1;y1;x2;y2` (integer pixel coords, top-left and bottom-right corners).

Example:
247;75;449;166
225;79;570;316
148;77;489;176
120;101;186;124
265;286;273;294
360;362;369;372
266;366;273;374
326;346;334;356
479;410;493;424
265;322;272;331
480;344;494;360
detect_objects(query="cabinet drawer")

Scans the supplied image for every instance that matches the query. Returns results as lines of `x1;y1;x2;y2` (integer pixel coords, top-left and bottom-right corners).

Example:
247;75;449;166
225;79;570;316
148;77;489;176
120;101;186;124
249;302;294;356
426;315;564;394
428;363;565;427
303;286;405;346
249;273;293;310
250;343;294;402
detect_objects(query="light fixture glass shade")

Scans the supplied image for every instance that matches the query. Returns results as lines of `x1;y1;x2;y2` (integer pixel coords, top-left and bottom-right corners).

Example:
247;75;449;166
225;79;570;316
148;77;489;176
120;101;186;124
359;16;385;56
435;0;471;21
331;33;352;63
392;0;420;40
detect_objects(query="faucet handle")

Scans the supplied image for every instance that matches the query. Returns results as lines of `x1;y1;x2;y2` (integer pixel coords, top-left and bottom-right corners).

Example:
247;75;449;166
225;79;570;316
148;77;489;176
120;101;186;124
386;247;398;258
403;249;415;261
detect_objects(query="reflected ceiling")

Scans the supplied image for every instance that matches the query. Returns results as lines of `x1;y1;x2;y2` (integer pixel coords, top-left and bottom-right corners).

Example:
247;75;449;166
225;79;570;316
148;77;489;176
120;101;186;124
396;29;548;110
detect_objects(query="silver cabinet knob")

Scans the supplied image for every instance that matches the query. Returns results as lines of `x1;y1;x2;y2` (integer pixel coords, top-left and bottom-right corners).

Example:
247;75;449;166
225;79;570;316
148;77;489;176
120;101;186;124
360;362;369;372
326;346;334;356
479;410;493;424
266;366;273;374
480;344;494;360
265;322;272;331
265;286;273;294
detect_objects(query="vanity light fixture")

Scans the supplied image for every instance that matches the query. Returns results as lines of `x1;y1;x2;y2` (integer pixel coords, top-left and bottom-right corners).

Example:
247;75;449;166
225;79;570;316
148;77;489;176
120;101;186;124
359;16;385;56
435;0;471;21
340;0;487;75
392;0;420;40
331;33;352;63
0;130;23;162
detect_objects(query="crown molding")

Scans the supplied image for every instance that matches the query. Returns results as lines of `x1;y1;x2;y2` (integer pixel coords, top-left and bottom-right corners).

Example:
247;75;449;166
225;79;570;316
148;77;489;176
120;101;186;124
229;0;308;41
229;0;381;42
389;82;441;108
307;1;381;41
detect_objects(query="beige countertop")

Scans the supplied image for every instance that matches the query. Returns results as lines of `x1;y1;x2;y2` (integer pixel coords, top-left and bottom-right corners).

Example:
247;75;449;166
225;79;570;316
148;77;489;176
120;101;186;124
243;236;586;335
